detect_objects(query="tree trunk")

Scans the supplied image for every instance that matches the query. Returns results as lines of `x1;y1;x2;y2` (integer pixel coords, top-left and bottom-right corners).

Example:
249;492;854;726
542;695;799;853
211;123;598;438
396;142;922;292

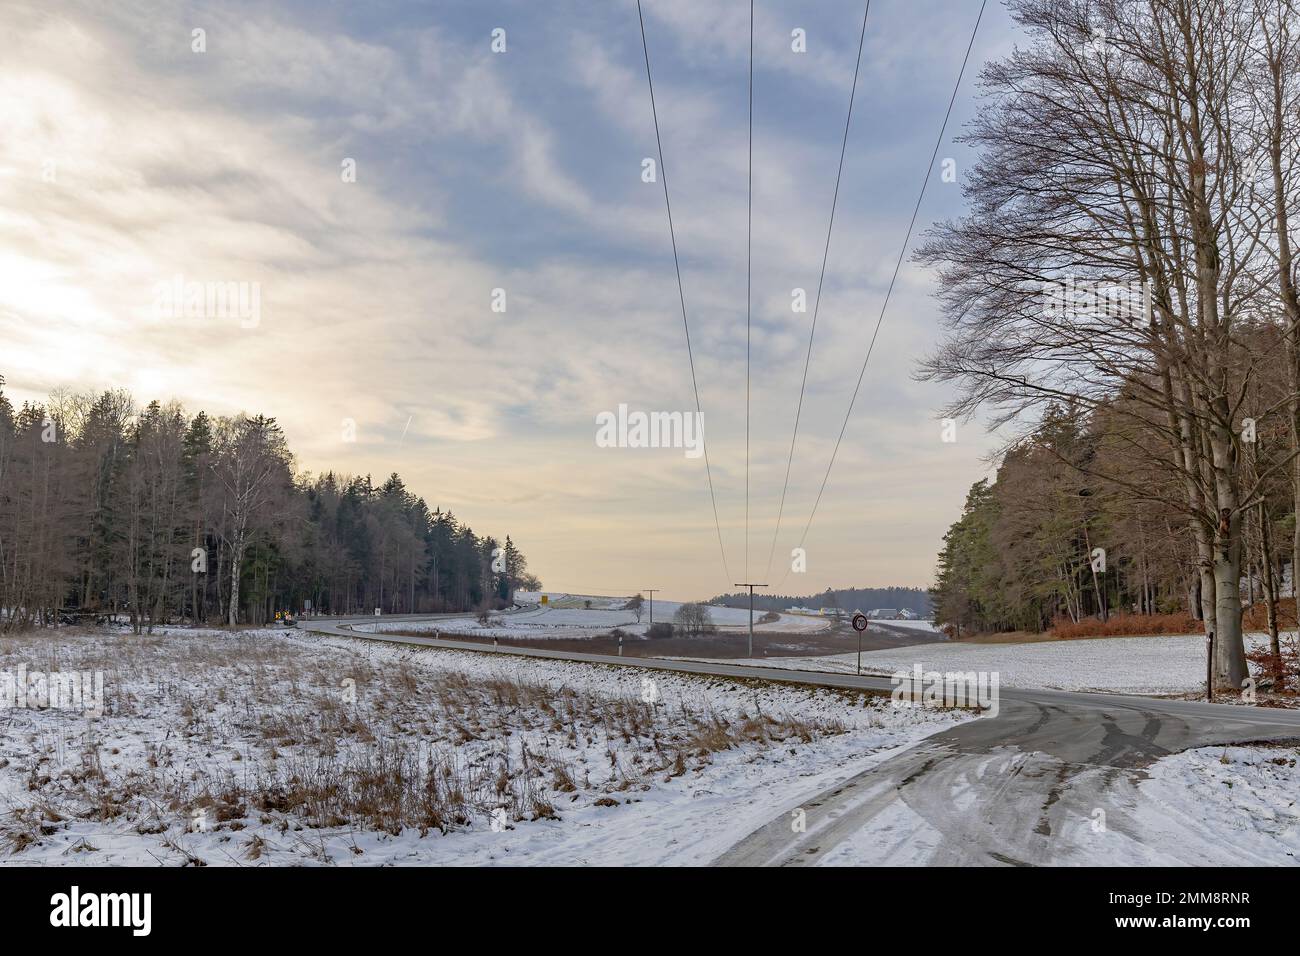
1258;497;1282;686
228;536;244;627
1208;457;1248;690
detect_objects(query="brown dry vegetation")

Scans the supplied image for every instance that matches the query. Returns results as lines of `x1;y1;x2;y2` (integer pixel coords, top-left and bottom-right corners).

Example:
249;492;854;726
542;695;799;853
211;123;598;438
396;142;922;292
953;601;1299;644
1242;598;1300;632
1048;612;1203;640
0;628;851;856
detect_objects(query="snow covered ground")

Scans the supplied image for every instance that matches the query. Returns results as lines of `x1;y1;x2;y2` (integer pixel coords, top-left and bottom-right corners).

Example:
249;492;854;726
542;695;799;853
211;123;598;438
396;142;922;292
0;626;963;866
1139;744;1300;863
691;632;1277;695
874;618;944;634
356;591;831;640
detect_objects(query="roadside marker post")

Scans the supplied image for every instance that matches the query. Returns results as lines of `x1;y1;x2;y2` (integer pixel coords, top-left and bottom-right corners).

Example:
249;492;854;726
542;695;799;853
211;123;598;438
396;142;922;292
852;611;869;675
1206;630;1214;702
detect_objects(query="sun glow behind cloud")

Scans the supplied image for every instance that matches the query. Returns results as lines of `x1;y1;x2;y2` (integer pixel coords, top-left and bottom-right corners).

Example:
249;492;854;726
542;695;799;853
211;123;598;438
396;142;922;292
0;0;1009;600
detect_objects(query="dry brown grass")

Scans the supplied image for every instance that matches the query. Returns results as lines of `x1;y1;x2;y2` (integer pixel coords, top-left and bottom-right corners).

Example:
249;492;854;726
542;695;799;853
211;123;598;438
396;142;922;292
0;628;851;855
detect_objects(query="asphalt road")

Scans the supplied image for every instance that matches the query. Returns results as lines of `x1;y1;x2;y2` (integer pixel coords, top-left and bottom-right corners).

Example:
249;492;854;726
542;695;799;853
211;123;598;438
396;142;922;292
300;614;1300;865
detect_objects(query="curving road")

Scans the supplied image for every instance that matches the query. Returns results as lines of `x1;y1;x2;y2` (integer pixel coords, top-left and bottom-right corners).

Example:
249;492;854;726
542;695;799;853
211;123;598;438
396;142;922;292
300;614;1300;865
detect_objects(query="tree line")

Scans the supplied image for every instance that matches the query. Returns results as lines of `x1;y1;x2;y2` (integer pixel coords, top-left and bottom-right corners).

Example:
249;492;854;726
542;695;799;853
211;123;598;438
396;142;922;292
920;0;1300;689
710;587;932;615
0;377;539;632
931;400;1293;637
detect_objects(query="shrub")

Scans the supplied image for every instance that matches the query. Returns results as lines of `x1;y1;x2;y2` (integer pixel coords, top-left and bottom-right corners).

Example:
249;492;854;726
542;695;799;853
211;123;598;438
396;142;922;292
1245;633;1298;691
1048;612;1200;639
646;622;673;640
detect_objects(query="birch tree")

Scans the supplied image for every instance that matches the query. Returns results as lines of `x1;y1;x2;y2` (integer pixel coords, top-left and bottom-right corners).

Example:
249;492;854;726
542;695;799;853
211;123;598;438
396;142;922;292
210;415;292;626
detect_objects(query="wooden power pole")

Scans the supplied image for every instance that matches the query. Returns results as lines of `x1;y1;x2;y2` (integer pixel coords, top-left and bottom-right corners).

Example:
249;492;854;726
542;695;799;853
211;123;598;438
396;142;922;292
644;589;659;625
733;583;768;657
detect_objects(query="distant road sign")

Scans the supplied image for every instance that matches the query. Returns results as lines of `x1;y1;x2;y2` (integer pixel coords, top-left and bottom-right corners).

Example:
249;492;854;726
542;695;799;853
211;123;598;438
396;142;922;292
851;612;868;632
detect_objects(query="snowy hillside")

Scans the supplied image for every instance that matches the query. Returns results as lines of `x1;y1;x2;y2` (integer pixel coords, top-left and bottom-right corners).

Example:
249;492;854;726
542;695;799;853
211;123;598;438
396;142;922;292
355;591;832;640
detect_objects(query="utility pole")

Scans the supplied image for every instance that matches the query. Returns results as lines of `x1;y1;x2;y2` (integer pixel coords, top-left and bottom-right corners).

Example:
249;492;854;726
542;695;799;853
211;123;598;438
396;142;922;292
733;583;768;657
644;589;659;626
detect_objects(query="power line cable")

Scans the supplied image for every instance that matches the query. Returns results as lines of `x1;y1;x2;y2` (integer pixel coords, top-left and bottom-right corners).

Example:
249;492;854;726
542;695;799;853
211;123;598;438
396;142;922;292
637;0;731;585
745;0;754;582
778;0;988;589
764;0;873;582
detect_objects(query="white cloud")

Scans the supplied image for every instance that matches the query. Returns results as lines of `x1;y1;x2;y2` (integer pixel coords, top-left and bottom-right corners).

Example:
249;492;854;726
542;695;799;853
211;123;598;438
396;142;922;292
0;0;1006;598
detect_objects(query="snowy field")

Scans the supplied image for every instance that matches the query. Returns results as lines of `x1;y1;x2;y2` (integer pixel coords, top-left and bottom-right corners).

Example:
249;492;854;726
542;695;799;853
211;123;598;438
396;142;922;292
0;626;962;866
692;632;1278;695
357;591;831;640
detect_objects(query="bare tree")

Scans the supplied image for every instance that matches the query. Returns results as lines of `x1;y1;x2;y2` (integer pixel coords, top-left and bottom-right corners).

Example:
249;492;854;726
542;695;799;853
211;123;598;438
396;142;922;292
916;0;1298;688
673;602;715;637
210;415;292;626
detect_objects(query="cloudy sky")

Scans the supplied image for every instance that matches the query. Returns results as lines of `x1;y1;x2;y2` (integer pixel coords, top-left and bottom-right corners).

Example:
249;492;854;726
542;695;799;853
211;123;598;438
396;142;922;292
0;0;1015;601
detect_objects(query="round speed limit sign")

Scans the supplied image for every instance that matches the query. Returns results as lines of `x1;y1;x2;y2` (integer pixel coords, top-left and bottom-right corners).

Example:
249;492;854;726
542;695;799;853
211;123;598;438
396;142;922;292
851;612;868;632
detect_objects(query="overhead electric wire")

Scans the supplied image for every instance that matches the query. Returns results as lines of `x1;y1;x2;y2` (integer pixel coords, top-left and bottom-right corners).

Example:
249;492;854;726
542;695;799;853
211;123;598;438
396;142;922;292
636;0;731;585
763;0;873;583
745;0;753;582
777;0;989;589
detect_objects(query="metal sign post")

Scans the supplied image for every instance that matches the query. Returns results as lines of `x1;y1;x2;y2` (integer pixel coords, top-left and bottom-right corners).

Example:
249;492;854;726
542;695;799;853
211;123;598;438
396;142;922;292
852;611;868;675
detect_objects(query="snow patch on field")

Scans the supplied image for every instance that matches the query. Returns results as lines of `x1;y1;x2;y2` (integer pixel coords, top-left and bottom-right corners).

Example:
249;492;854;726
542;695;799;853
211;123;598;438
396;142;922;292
361;605;642;637
875;619;943;634
0;626;963;866
696;632;1276;695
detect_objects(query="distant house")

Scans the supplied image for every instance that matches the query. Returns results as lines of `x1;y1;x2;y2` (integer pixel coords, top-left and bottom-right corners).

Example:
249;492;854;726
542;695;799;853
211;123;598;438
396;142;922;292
818;607;845;617
867;608;900;620
898;608;918;620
